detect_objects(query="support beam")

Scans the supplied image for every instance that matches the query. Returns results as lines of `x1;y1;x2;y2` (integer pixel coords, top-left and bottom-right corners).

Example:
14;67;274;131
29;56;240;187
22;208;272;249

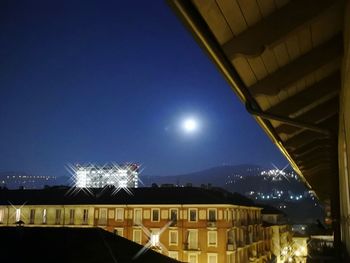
267;73;340;117
275;98;338;135
293;145;333;158
298;155;334;166
298;156;333;168
285;130;328;150
285;116;337;150
246;102;331;136
222;0;338;58
297;149;335;161
302;163;333;174
249;36;342;95
292;139;334;157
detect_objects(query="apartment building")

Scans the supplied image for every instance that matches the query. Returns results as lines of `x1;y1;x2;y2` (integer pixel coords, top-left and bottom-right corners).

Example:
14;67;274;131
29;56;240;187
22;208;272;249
261;207;292;263
0;187;272;263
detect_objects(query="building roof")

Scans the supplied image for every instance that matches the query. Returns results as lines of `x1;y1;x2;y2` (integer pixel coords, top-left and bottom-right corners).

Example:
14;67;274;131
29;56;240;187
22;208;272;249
0;227;180;263
168;0;345;200
259;204;286;215
0;186;257;207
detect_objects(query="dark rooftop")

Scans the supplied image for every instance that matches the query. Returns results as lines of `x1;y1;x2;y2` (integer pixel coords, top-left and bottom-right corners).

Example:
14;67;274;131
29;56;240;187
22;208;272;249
0;186;256;207
0;227;180;263
259;204;286;215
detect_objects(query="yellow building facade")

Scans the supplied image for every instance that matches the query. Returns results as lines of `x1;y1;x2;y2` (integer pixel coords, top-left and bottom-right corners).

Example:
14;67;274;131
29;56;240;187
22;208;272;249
0;187;274;263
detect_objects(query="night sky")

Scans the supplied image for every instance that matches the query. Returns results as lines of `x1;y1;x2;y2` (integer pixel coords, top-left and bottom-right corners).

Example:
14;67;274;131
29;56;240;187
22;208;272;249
0;0;287;177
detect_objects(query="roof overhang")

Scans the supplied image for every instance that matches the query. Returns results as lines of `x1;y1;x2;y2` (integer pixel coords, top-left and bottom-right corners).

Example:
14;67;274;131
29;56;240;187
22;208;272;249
168;0;345;200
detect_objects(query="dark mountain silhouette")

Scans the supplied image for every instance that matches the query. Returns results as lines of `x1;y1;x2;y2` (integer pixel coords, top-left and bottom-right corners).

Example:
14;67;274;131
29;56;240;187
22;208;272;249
141;164;263;187
141;164;324;223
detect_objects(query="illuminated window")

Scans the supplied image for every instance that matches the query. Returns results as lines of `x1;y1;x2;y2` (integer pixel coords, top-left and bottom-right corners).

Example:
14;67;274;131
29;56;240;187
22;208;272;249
99;208;107;225
29;209;35;224
69;209;75;224
170;209;178;222
82;209;89;224
15;208;21;222
168;251;178;260
133;229;142;244
0;208;4;223
116;208;124;221
134;208;142;225
150;230;160;247
188;253;198;263
208;231;217;246
55;209;61;224
227;229;235;245
227;253;234;263
208;209;216;221
169;230;178;245
42;209;47;224
151;209;160;222
189;209;197;222
208;253;218;263
114;228;123;237
187;230;198;249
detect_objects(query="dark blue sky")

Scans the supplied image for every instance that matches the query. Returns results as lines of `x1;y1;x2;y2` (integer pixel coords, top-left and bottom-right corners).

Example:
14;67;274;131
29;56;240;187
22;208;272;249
0;0;287;177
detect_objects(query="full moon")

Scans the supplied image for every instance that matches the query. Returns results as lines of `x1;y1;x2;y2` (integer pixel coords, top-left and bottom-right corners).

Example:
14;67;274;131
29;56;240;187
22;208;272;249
182;118;198;133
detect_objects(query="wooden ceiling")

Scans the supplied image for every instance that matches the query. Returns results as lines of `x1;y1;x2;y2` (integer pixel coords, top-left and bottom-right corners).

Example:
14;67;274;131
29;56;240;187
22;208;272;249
169;0;346;200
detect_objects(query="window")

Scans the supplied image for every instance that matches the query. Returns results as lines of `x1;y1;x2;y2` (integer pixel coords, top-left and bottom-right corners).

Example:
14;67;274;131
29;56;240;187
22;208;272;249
29;209;35;224
42;209;47;224
69;209;75;225
227;230;235;245
55;209;61;224
114;228;124;237
208;231;217;246
99;208;107;225
134;208;142;225
116;208;124;221
189;209;197;222
152;209;160;222
169;230;178;245
133;229;142;244
0;208;4;223
187;230;198;249
227;253;234;263
150;229;160;247
188;253;198;263
15;208;21;222
82;209;89;224
170;209;178;222
168;251;178;260
208;209;216;221
208;253;218;263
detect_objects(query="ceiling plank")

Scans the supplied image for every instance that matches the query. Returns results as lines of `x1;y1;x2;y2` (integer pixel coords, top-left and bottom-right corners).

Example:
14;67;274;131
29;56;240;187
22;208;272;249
267;72;340;116
249;35;342;95
222;0;337;58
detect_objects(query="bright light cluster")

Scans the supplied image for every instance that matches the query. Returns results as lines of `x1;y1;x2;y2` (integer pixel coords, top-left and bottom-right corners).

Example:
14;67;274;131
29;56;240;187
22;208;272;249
66;163;142;196
133;221;173;259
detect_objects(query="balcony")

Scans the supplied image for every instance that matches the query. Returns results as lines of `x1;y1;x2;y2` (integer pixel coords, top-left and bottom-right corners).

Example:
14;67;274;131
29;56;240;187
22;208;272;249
183;242;200;251
233;220;241;227
227;243;237;251
207;221;217;228
237;240;245;247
